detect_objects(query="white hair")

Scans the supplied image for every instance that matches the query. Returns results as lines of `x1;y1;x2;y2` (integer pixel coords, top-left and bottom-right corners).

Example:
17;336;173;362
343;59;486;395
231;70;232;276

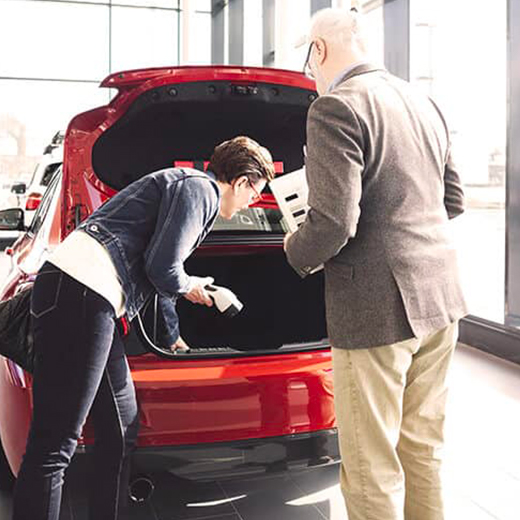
309;6;368;53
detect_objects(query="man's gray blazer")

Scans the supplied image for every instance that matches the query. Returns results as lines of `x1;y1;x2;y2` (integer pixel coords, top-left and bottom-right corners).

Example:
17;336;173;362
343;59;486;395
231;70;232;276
285;63;468;350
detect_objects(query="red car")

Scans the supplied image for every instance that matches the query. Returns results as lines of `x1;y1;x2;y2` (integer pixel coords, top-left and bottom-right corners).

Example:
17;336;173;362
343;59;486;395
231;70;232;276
0;66;337;497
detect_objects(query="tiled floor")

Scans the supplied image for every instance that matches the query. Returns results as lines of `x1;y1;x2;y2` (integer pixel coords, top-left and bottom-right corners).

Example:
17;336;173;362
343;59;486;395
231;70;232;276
1;343;519;520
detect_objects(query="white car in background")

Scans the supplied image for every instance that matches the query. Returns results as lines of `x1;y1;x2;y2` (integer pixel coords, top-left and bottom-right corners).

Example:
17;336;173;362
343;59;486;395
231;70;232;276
0;133;63;256
21;131;63;226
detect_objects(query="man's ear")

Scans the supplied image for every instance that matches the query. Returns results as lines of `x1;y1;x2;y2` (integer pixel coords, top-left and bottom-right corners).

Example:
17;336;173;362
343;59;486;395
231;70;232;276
233;176;249;193
314;37;327;66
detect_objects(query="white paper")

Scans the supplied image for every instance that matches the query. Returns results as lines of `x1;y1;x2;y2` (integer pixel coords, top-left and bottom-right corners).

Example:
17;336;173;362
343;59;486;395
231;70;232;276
269;168;323;273
269;168;309;232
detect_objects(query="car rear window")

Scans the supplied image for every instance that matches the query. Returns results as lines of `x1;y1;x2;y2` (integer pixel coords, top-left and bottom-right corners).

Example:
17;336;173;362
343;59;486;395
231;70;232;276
212;206;287;233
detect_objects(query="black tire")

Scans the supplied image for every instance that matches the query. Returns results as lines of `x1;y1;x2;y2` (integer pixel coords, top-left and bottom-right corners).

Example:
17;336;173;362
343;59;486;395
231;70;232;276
0;436;15;491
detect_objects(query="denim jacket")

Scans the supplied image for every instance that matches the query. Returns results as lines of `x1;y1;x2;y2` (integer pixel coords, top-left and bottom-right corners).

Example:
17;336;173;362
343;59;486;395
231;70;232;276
78;167;220;344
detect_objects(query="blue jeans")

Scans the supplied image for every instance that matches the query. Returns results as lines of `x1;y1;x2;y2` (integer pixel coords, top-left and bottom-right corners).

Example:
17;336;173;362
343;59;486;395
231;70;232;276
12;262;140;520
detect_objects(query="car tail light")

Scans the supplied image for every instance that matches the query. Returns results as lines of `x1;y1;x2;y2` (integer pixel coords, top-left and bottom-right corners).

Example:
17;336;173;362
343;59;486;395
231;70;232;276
25;193;42;211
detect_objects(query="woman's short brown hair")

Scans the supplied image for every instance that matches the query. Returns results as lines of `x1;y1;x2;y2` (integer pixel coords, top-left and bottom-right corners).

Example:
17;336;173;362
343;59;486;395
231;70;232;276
208;136;275;184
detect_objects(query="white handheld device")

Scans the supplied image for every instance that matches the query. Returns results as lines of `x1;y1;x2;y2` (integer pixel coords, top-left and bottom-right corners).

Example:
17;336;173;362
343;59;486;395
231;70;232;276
205;284;244;318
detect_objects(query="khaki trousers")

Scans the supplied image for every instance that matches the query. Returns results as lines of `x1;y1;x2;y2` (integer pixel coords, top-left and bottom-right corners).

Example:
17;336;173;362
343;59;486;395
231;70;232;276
332;322;459;520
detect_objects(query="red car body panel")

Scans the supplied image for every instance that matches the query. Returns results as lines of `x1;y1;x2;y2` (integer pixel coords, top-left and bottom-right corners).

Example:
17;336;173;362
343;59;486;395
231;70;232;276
81;351;334;447
0;363;32;473
0;66;336;477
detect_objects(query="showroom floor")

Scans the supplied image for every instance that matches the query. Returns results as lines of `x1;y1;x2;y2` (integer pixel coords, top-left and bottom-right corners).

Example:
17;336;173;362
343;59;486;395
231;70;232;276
0;344;519;520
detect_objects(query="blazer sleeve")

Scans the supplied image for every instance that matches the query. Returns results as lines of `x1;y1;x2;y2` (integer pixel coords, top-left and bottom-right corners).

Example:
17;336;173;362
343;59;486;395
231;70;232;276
444;145;465;219
285;95;364;276
428;96;465;220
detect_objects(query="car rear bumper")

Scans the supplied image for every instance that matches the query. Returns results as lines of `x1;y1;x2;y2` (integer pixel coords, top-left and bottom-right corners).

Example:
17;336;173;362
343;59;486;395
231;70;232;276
78;428;339;482
89;349;336;447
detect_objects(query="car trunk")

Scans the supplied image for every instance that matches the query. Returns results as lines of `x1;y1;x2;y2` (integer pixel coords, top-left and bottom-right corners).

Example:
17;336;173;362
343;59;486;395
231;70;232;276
181;246;326;351
90;78;327;357
124;243;327;358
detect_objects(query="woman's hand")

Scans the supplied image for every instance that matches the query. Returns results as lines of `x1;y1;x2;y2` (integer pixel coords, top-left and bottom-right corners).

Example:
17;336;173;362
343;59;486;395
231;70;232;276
170;336;191;353
183;276;214;307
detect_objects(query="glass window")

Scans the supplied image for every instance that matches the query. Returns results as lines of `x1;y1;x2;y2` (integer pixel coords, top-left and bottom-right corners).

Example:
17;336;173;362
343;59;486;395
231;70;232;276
0;80;109;184
274;0;384;72
111;1;179;7
275;0;311;70
410;0;507;323
64;1;110;3
60;0;179;4
0;134;18;156
361;0;384;66
187;12;211;65
243;0;263;66
193;0;211;12
0;0;109;81
111;6;179;72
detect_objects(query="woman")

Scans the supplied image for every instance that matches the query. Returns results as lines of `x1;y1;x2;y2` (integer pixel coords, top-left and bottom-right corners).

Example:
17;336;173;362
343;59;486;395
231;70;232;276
12;136;275;520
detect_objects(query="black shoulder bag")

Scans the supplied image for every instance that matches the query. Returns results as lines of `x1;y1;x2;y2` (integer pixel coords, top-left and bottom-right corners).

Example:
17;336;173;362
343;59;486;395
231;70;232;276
0;288;35;374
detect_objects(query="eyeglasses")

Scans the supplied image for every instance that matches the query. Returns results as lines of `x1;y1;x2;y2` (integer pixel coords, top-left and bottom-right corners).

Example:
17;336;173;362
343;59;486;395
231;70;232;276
248;179;263;204
303;41;315;80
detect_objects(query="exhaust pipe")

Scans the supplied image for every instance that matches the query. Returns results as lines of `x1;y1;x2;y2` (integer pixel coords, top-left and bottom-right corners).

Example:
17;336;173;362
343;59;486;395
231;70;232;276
128;475;155;504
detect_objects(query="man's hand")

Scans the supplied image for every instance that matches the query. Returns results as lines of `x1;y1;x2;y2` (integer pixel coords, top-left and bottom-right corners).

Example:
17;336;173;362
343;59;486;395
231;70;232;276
170;336;190;353
284;232;294;252
183;276;214;307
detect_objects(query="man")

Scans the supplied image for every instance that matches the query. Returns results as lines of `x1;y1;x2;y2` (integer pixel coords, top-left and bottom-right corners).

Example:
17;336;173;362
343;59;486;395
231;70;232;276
284;7;467;520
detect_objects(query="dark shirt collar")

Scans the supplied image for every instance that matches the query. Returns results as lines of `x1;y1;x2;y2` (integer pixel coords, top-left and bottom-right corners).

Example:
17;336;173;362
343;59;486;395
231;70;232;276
205;169;217;182
205;169;222;198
